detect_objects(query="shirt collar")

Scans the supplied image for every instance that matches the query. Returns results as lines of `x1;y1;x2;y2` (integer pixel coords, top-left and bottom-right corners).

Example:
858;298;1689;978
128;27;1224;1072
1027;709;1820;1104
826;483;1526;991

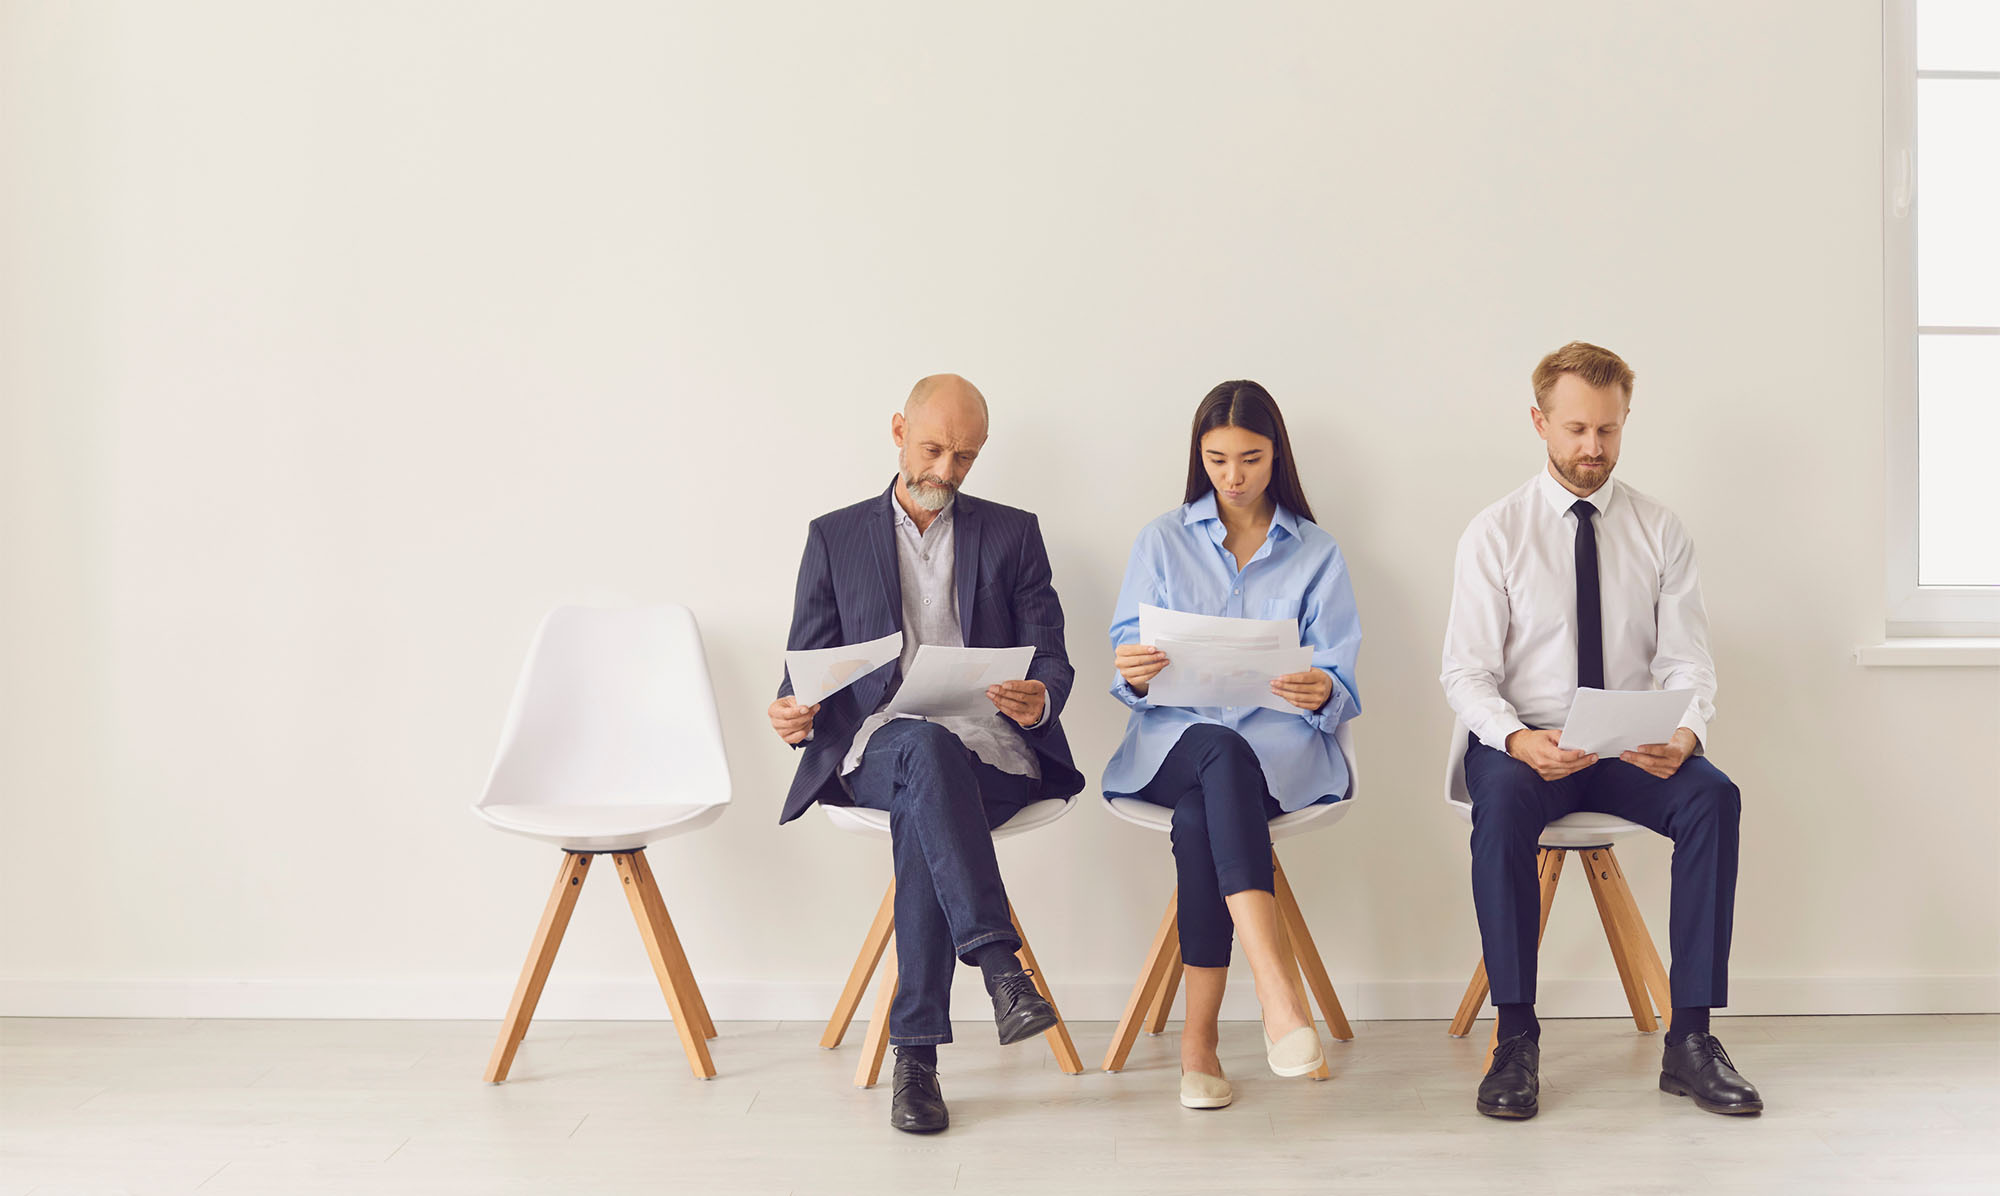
893;497;953;532
1183;491;1299;540
1536;468;1615;518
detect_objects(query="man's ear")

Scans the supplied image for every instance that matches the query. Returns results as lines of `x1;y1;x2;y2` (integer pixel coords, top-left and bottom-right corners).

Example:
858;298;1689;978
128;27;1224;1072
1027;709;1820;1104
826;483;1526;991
891;411;906;448
1529;405;1548;441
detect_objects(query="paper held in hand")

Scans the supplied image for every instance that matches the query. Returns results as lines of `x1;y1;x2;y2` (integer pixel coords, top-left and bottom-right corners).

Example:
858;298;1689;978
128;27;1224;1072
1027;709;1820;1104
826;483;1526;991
1137;604;1313;715
784;631;903;707
1558;687;1697;757
885;644;1035;718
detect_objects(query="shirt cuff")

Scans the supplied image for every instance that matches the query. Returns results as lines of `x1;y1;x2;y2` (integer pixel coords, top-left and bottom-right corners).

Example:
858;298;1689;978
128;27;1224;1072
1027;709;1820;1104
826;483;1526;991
1111;675;1152;711
1677;709;1708;755
1473;714;1530;755
1028;694;1054;730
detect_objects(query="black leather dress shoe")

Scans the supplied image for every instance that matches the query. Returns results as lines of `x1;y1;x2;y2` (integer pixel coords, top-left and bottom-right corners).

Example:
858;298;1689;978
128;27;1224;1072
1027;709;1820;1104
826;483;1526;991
1476;1033;1541;1119
989;969;1059;1046
1660;1032;1764;1115
889;1051;948;1134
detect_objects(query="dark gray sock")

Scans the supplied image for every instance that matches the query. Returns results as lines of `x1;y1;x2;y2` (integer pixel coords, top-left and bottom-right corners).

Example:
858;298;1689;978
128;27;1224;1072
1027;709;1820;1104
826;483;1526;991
895;1043;937;1069
970;941;1022;991
1666;1006;1710;1046
1496;1003;1540;1042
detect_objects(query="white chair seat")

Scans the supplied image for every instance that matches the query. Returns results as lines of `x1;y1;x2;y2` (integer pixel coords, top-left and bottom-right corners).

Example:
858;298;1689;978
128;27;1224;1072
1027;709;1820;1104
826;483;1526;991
1444;801;1645;849
822;797;1072;841
1104;795;1353;842
477;801;726;852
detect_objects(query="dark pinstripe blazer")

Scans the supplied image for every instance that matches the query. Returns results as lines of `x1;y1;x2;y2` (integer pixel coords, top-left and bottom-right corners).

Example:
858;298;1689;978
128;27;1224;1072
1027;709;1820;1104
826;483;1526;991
775;480;1084;825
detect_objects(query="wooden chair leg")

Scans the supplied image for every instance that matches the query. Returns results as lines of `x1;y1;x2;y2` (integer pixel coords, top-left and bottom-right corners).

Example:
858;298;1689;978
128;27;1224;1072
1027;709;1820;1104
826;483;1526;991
1103;893;1180;1072
1144;943;1182;1035
1273;854;1354;1042
855;935;898;1088
1009;905;1085;1075
1484;847;1567;1071
1581;847;1658;1032
628;850;716;1041
821;880;897;1050
1449;959;1490;1038
614;853;715;1079
1599;846;1673;1025
484;852;592;1082
1272;906;1330;1080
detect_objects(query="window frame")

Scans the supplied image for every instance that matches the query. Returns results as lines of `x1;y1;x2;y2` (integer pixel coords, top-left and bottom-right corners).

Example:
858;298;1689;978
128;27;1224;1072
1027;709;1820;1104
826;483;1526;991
1882;0;2000;636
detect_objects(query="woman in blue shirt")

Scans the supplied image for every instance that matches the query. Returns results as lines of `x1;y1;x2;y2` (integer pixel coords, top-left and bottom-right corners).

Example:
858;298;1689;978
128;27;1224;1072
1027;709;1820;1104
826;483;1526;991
1106;380;1362;1110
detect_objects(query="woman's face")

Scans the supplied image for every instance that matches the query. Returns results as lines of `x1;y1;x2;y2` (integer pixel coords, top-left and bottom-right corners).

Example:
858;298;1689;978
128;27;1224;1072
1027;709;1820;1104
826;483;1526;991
1200;425;1276;514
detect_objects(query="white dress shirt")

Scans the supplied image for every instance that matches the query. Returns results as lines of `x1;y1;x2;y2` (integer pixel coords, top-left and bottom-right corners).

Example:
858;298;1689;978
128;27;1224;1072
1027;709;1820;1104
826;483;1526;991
1441;469;1717;754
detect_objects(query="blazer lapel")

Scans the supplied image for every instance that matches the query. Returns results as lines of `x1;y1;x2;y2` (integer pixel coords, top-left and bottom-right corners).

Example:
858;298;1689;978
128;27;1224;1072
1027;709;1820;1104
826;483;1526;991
870;482;904;634
954;493;981;644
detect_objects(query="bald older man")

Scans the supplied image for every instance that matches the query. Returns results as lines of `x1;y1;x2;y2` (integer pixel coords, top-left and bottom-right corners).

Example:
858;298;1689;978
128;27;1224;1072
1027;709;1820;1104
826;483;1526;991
769;375;1084;1134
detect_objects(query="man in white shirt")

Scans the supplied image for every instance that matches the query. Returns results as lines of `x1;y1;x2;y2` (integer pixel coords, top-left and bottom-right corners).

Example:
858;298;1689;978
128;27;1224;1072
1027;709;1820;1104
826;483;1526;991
1441;342;1762;1121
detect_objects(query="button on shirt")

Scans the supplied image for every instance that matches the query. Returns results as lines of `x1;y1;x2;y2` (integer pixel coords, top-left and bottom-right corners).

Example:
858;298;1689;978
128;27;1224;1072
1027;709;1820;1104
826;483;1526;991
1441;470;1717;754
841;501;1043;779
1103;494;1362;812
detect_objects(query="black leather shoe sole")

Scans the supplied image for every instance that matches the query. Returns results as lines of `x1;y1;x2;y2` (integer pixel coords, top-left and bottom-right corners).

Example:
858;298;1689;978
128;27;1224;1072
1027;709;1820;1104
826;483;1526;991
891;1111;949;1134
1475;1097;1538;1120
1659;1074;1764;1115
996;1001;1059;1046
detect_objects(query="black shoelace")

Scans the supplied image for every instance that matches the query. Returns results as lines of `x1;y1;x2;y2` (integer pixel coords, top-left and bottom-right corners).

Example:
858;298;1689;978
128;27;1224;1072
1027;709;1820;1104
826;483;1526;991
893;1054;938;1095
1488;1034;1535;1074
993;969;1041;1005
1690;1032;1735;1070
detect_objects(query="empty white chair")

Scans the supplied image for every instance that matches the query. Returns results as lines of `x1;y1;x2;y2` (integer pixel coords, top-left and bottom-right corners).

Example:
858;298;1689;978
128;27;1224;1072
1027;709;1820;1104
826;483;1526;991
474;604;731;1081
817;795;1085;1088
1441;719;1670;1054
1100;720;1360;1076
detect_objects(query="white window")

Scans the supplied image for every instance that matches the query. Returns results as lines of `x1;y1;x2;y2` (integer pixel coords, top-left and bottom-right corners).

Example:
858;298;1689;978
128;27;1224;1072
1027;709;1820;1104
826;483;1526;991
1884;0;2000;635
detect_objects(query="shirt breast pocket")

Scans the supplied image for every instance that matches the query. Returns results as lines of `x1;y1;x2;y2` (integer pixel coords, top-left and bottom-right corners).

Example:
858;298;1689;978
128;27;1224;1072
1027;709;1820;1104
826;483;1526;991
1262;596;1303;624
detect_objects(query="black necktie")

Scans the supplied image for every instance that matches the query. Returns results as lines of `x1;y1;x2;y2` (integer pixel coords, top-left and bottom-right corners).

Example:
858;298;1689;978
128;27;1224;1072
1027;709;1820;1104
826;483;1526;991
1571;498;1604;690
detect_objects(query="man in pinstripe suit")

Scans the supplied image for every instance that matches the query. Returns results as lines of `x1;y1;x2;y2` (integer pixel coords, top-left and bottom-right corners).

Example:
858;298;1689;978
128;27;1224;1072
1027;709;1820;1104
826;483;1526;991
769;374;1085;1134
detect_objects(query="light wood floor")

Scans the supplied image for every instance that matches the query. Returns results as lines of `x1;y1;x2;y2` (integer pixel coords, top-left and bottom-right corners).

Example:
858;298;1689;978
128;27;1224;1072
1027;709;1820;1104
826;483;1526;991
3;1015;1995;1195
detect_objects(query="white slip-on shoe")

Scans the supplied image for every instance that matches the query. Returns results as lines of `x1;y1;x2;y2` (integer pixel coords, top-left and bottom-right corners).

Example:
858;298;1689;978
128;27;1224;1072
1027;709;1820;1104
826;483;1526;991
1264;1025;1325;1078
1180;1070;1234;1110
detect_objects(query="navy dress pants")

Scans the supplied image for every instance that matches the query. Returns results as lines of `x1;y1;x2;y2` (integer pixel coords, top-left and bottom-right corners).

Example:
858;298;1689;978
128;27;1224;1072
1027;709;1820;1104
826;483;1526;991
846;719;1036;1045
1121;724;1286;968
1464;733;1741;1009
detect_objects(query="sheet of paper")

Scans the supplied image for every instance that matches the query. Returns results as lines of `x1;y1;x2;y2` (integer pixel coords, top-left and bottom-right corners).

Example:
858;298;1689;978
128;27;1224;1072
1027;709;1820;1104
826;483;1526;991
1137;604;1313;714
1138;604;1299;651
1558;687;1697;756
884;644;1035;718
1147;641;1314;713
784;631;903;707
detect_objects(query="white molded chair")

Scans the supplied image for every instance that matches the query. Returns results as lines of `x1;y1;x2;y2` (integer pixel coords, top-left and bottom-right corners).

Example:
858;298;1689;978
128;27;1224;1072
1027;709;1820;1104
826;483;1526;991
1100;720;1360;1076
473;604;731;1082
818;793;1085;1088
1443;719;1671;1056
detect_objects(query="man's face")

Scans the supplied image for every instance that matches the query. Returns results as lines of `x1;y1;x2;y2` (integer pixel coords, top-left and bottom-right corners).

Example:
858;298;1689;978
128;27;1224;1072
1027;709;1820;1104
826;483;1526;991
892;399;987;511
1532;374;1628;494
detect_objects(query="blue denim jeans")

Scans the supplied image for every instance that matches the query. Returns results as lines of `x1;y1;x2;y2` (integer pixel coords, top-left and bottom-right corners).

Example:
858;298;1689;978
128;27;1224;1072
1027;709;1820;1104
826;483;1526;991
846;718;1036;1045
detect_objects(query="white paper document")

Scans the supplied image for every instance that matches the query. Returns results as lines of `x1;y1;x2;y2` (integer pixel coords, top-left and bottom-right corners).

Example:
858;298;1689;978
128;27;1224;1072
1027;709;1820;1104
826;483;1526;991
884;644;1035;718
1137;604;1313;714
1558;687;1697;757
785;631;903;707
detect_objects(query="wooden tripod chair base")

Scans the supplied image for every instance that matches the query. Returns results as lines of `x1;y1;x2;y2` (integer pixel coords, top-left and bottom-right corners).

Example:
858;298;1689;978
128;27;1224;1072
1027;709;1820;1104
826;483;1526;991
484;848;718;1083
819;879;1086;1088
1103;853;1353;1077
1448;845;1672;1068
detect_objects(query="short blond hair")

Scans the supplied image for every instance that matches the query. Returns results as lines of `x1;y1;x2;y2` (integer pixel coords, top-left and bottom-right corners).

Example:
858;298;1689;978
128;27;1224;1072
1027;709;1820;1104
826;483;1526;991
1531;342;1634;409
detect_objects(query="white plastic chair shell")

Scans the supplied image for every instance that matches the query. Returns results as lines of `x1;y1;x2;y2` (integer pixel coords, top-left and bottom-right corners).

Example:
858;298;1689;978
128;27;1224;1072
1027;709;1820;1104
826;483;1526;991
473;604;732;853
1445;718;1643;849
822;796;1074;841
1103;719;1359;842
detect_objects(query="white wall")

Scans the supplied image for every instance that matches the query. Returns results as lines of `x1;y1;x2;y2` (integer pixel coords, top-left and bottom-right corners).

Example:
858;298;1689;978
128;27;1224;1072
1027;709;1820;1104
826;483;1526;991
4;0;1995;1023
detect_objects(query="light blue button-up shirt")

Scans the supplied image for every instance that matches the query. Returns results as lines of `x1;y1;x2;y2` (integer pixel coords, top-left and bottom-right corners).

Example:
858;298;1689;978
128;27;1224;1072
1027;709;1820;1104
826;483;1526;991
1103;492;1362;812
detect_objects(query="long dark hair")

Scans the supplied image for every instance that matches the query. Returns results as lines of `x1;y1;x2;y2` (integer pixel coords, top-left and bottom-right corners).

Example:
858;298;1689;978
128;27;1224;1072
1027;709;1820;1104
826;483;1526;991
1183;380;1315;524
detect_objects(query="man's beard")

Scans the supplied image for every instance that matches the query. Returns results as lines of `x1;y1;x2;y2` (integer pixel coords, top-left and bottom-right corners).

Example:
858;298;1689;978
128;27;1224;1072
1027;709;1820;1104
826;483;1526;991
902;467;957;511
1551;450;1614;493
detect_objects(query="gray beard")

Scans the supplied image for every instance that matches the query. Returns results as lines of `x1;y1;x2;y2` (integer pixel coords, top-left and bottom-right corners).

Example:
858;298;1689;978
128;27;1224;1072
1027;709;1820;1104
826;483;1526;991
904;475;956;511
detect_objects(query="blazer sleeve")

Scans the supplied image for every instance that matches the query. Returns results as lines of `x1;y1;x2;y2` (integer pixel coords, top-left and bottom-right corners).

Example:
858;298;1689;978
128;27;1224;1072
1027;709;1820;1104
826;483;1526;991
1011;514;1074;732
778;519;842;704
